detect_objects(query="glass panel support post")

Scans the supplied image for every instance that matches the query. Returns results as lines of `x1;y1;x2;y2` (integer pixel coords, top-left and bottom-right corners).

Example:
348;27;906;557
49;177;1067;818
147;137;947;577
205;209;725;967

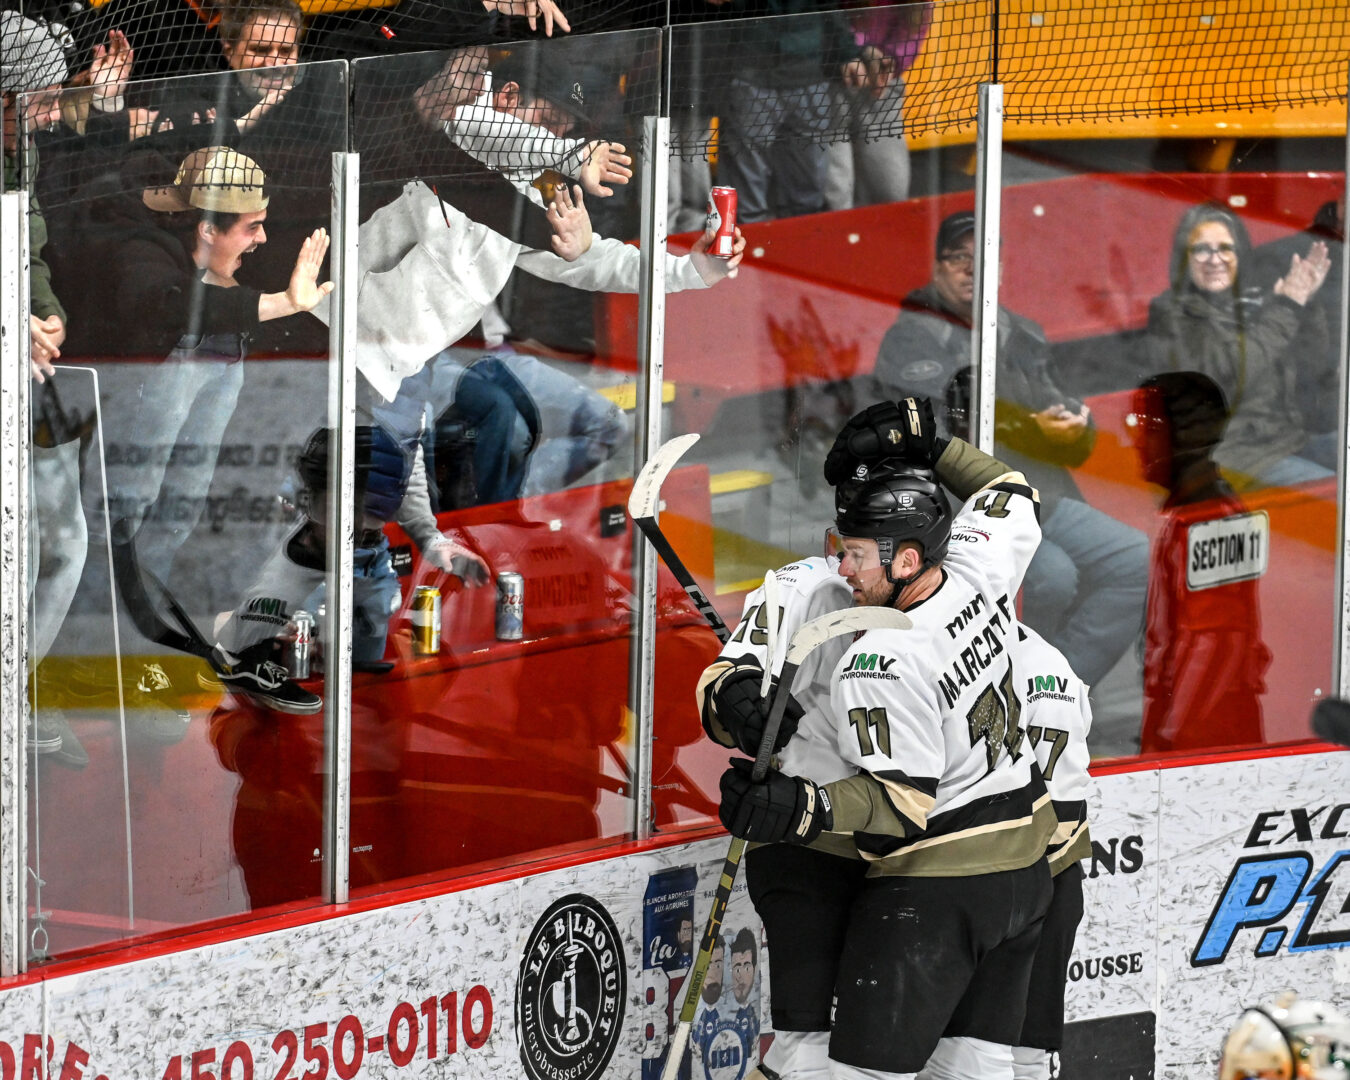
1;192;32;975
1337;85;1350;702
631;113;671;841
971;83;1004;455
325;151;359;905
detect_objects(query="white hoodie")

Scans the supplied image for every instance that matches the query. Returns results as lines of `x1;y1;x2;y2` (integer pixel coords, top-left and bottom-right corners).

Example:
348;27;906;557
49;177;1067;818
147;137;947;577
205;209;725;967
314;180;710;401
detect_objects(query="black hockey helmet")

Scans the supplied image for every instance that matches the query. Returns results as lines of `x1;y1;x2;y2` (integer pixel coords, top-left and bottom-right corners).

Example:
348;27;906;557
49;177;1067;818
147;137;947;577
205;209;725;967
833;462;953;578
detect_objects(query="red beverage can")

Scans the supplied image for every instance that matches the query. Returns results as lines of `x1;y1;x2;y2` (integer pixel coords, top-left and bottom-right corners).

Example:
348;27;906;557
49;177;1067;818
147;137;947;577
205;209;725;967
707;186;737;258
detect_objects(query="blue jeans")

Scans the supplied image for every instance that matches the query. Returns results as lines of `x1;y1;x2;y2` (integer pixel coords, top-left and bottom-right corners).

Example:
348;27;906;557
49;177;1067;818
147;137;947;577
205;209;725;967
222;537;401;665
101;348;245;577
716;78;833;223
1020;497;1149;687
427;348;628;501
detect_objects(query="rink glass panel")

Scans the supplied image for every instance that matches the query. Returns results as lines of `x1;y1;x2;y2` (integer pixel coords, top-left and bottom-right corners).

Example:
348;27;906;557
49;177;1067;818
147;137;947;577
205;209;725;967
995;124;1347;763
18;60;346;962
343;32;662;896
650;3;989;829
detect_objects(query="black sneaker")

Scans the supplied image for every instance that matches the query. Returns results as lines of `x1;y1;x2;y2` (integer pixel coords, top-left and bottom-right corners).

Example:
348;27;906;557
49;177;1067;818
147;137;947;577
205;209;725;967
125;662;191;746
208;645;322;715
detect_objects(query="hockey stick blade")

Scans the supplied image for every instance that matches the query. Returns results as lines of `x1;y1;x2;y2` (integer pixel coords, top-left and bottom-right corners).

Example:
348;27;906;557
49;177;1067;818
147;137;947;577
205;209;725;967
629;432;701;522
753;605;912;780
629;433;730;642
784;605;911;668
1312;697;1350;748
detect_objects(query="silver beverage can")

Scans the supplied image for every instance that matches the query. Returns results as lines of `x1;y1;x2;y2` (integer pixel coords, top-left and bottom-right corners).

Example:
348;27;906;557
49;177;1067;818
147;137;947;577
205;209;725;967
496;572;524;640
288;609;314;679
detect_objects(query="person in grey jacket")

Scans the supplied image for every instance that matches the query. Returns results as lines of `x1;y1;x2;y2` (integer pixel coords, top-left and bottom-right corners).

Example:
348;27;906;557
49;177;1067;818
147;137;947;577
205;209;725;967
873;210;1148;690
1144;201;1332;491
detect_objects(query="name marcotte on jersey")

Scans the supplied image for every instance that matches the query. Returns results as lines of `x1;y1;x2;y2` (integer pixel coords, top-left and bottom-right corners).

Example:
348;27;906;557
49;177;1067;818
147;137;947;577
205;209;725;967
937;593;1016;710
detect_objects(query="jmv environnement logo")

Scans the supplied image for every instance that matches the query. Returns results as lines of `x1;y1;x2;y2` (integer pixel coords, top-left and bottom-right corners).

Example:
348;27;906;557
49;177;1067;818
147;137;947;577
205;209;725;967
517;893;627;1080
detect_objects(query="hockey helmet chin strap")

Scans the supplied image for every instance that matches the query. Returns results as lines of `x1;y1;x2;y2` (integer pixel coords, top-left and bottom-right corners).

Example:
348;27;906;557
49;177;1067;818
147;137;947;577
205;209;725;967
880;543;930;608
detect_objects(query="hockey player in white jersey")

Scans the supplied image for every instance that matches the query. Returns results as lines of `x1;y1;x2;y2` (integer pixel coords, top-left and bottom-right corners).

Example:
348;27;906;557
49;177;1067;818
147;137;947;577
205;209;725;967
718;397;1057;1080
697;554;860;1080
1013;623;1093;1080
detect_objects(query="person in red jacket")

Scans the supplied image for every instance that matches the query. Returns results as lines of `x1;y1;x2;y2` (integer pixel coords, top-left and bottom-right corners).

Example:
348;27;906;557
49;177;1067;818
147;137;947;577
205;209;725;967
1132;370;1271;754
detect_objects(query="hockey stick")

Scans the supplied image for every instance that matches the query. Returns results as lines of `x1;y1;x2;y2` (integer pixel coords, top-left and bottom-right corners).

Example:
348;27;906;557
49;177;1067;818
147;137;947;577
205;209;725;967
660;604;912;1080
1312;697;1350;748
110;534;216;661
759;570;780;698
629;433;730;643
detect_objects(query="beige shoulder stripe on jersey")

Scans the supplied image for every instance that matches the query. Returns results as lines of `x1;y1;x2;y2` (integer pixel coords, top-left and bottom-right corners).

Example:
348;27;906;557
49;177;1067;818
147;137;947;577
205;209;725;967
695;659;739;749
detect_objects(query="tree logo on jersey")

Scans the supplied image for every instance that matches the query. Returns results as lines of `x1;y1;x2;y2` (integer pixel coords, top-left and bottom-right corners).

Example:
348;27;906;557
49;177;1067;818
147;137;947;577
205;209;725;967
517;894;627;1080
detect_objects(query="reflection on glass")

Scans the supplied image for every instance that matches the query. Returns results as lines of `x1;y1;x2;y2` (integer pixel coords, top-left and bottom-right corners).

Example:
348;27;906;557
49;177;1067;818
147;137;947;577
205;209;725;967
338;32;733;890
1142;203;1335;492
1133;372;1270;755
873;208;1149;693
19;57;343;959
654;8;984;829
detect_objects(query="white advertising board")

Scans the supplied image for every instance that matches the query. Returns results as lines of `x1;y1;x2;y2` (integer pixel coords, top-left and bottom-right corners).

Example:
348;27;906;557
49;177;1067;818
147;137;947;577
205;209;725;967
0;838;765;1080
1;750;1347;1079
1155;751;1350;1080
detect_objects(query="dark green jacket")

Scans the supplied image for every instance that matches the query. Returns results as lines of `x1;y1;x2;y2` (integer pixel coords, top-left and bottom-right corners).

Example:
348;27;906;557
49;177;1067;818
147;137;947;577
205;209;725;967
4;149;67;324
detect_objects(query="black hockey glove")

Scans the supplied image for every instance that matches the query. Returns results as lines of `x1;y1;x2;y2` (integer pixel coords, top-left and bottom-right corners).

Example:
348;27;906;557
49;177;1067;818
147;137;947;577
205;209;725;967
823;397;946;486
719;758;832;844
707;664;805;757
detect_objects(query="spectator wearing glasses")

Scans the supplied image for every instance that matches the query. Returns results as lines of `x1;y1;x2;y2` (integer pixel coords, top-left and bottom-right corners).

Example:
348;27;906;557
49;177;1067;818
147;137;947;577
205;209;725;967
1143;202;1332;492
872;210;1149;692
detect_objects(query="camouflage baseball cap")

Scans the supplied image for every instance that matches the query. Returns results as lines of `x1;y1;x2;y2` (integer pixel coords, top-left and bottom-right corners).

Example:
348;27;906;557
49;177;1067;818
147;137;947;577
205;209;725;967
142;146;269;214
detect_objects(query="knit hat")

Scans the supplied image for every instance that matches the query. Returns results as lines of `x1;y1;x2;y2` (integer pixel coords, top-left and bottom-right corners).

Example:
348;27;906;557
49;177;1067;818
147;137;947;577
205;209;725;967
0;12;69;95
143;146;270;213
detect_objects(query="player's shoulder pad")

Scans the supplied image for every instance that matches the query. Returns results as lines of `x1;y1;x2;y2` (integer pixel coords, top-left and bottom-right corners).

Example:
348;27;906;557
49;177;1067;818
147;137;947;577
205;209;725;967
772;556;837;590
969;471;1041;523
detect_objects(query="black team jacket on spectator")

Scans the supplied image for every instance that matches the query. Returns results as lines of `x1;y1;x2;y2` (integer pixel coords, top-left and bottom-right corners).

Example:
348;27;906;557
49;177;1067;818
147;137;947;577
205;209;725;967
873;281;1095;516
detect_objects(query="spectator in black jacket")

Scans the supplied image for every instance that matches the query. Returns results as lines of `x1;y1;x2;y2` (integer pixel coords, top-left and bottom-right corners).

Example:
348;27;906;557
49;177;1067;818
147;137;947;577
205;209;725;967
1143;202;1332;491
701;0;861;223
1249;191;1344;469
873;210;1149;688
73;146;331;740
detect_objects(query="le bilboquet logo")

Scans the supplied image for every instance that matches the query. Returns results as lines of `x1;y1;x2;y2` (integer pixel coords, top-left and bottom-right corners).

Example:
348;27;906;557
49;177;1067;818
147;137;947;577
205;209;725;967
517;893;626;1080
1192;803;1350;967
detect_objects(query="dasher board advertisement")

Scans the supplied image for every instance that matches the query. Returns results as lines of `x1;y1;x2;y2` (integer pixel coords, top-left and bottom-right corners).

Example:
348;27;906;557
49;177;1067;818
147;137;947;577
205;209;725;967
1155;751;1350;1079
0;750;1346;1078
0;840;765;1079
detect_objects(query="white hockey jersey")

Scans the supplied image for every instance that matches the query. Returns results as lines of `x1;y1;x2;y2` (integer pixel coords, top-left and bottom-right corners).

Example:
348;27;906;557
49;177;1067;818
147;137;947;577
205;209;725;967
698;557;856;786
1018;624;1093;875
824;473;1055;877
